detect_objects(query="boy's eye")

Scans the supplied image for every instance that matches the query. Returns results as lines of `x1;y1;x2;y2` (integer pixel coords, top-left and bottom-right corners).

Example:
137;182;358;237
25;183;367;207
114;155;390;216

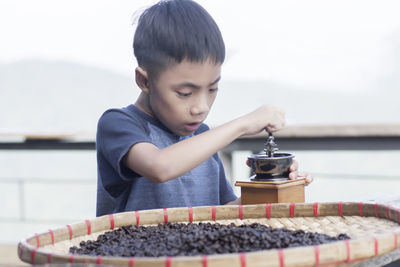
209;88;218;93
177;91;192;97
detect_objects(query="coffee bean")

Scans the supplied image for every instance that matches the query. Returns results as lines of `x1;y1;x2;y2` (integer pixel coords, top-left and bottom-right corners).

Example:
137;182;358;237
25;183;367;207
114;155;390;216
69;222;350;257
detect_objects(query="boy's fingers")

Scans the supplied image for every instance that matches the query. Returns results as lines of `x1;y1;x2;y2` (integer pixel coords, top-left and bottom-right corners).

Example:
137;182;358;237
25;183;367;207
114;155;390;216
289;160;298;172
246;159;250;167
266;122;285;132
289;171;298;180
289;171;314;186
299;173;314;186
305;173;314;186
295;172;309;179
265;126;276;133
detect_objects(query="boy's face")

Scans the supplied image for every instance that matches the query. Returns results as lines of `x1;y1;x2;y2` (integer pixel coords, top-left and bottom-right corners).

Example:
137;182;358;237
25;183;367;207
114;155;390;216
142;59;221;136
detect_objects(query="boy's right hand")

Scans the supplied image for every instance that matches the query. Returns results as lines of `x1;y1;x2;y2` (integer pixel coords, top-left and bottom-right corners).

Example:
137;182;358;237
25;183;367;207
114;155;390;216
239;105;286;136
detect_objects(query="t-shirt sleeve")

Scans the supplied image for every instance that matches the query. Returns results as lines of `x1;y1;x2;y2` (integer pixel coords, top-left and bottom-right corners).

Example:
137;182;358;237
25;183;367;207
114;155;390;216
97;109;151;181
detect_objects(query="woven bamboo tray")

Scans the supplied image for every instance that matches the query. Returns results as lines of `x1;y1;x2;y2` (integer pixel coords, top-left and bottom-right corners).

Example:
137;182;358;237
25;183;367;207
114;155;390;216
19;202;400;266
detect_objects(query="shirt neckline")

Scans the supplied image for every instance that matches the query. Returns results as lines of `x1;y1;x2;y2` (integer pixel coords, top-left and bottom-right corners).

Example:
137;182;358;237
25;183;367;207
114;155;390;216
127;104;179;137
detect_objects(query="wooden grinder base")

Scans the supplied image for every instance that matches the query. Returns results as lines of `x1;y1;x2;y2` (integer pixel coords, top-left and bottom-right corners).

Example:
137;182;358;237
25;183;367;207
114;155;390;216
235;179;306;204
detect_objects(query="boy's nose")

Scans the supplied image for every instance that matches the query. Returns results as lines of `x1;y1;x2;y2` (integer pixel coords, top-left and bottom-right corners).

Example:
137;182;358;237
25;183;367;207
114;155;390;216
190;95;210;116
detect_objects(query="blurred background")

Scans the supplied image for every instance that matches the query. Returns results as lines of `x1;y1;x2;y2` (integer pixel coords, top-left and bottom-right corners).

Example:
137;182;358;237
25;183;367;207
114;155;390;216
1;0;400;263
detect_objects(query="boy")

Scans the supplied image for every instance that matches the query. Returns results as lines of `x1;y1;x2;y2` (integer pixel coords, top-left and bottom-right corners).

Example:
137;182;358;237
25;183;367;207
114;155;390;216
96;0;312;216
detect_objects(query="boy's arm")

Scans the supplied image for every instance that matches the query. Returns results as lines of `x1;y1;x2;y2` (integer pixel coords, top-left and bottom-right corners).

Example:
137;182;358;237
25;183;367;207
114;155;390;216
124;105;285;183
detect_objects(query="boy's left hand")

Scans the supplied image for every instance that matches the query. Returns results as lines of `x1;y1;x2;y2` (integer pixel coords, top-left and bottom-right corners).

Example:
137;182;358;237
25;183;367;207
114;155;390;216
288;160;313;185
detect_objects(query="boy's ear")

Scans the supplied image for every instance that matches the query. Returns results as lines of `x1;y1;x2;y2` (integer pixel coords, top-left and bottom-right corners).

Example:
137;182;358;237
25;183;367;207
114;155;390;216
135;67;150;94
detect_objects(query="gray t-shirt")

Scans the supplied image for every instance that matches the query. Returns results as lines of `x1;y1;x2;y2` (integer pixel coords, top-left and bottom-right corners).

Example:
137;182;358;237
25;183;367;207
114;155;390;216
96;104;237;216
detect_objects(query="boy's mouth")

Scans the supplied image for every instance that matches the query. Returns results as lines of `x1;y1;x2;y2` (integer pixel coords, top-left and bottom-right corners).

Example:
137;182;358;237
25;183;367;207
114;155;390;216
184;122;201;132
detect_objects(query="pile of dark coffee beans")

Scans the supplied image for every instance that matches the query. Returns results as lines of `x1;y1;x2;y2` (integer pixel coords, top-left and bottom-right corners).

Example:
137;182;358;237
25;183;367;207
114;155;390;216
69;222;350;257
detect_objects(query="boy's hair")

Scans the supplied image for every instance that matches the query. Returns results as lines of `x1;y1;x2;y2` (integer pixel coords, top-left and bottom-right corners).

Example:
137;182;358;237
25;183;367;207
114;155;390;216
133;0;225;82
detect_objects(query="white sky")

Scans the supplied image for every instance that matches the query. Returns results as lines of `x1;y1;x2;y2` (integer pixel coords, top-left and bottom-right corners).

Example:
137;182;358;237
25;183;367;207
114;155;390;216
1;0;400;92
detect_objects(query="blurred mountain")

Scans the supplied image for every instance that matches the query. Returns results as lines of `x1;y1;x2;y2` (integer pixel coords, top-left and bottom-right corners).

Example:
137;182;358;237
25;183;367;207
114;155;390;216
212;80;400;126
0;60;137;134
0;59;399;134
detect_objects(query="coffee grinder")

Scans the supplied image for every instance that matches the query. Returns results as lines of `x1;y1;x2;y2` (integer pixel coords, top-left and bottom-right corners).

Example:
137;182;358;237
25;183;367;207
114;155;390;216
235;132;306;204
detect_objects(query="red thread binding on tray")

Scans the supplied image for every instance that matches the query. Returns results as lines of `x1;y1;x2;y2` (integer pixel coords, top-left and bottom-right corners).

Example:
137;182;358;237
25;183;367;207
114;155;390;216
212;206;216;221
239;205;243;220
129;257;135;267
338;202;343;217
135;210;140;226
394;232;398;249
290;202;295;218
386;205;390;219
47;253;52;264
278;249;285;267
166;256;172;267
202;255;207;267
69;254;74;263
49;229;55;245
188;207;193;222
374;203;379;217
314;245;320;266
345;240;351;263
313;202;318;217
31;248;37;265
373;237;379;256
108;214;115;229
358;202;364;216
96;256;102;265
35;233;40;248
164;208;168;223
66;225;73;240
266;203;271;219
85;220;91;235
240;253;246;267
